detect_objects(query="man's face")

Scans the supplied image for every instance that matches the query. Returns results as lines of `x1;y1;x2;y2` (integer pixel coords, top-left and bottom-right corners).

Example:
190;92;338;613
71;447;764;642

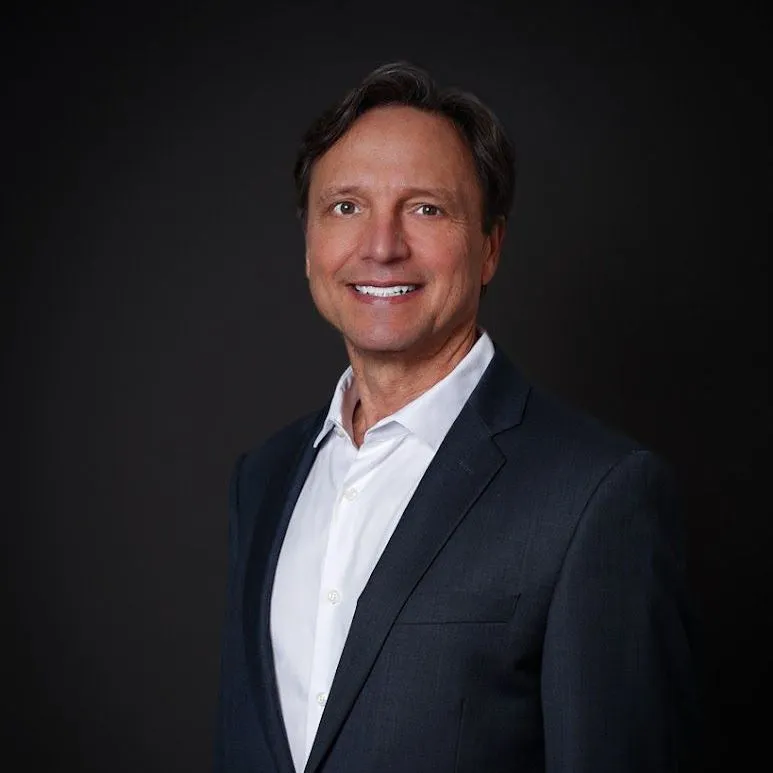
304;105;503;361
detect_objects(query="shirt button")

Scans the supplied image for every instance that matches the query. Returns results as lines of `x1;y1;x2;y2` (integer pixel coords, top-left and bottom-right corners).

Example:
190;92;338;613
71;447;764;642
343;487;358;501
334;427;344;438
316;692;327;707
327;589;341;605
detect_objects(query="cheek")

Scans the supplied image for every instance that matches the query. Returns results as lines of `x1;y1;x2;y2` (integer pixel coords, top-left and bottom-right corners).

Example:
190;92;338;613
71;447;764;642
306;258;331;302
417;233;479;285
306;227;359;276
305;246;336;284
305;261;338;321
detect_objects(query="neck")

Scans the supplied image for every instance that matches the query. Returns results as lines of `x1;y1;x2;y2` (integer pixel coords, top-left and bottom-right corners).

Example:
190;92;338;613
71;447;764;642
347;325;479;446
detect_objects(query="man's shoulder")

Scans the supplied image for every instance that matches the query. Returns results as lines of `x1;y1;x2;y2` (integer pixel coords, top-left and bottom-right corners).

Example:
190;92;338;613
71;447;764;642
483;346;645;463
227;409;325;514
240;409;325;474
488;371;677;520
481;352;659;492
523;386;643;458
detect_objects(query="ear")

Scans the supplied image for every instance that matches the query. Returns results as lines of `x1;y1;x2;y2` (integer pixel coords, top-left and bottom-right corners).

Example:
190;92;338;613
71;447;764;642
481;218;505;286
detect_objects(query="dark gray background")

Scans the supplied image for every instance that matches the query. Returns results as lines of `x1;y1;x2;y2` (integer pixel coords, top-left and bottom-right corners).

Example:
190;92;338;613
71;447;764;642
3;2;768;771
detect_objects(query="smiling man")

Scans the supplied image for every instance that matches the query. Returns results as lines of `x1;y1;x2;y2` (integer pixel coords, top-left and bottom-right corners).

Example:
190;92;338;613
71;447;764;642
214;63;697;773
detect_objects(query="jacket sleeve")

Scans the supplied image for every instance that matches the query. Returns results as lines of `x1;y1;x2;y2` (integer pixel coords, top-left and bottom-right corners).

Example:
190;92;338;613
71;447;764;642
541;450;699;772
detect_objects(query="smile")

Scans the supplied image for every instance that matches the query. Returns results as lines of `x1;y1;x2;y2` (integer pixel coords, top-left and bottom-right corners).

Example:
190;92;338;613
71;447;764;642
353;285;418;297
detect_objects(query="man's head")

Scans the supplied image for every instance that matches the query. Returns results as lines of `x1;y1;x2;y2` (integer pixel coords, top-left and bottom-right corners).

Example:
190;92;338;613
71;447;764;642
295;62;515;363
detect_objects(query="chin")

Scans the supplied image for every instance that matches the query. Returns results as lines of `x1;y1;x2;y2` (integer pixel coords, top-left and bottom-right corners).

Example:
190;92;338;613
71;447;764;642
343;330;426;356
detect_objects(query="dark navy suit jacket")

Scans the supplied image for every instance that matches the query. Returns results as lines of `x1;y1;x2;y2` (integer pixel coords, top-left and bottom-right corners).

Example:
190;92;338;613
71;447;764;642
213;348;697;772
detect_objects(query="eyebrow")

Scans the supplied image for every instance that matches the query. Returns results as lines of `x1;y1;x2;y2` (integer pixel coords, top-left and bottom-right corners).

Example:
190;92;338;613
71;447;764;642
315;185;366;203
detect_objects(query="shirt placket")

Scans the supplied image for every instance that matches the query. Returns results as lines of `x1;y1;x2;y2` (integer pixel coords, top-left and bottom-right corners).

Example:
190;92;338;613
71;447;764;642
303;449;367;761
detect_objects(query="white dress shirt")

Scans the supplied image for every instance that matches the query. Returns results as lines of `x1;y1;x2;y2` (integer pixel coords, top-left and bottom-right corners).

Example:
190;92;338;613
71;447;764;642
270;332;495;772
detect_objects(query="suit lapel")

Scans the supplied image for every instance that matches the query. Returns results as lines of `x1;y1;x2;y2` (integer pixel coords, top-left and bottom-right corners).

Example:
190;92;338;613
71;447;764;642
305;350;529;773
242;414;325;773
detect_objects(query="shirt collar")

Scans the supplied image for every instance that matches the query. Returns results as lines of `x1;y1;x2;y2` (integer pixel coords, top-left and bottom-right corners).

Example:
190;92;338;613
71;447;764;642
314;331;495;450
313;366;359;448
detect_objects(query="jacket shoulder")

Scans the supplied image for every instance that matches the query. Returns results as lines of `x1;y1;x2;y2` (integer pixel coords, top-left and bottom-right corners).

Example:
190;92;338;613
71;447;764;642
245;410;323;469
478;346;647;468
522;386;644;458
230;410;324;510
492;376;673;513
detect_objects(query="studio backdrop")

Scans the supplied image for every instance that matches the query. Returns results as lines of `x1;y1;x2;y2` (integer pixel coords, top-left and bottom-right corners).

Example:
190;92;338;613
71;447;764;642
3;3;767;772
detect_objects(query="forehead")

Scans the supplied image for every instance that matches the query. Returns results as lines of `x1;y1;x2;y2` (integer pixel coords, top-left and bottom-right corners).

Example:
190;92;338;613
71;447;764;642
309;105;480;194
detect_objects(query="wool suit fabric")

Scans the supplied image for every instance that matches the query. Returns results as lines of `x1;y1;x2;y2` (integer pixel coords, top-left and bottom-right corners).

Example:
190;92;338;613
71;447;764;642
214;348;697;773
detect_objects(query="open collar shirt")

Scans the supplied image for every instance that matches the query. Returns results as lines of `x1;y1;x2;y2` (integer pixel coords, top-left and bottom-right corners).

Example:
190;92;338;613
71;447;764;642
270;331;495;772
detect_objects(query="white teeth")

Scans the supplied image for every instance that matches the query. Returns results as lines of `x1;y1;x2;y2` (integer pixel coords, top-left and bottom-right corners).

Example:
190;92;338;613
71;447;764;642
354;285;417;297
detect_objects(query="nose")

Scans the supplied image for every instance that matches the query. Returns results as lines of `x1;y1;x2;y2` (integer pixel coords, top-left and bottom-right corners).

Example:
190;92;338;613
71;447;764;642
363;208;409;263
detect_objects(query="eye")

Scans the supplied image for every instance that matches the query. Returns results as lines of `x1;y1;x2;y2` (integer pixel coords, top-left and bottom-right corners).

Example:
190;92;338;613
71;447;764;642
332;201;359;216
416;203;442;217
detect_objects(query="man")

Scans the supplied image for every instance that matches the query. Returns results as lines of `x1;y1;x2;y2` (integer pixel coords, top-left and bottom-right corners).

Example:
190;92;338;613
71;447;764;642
214;62;697;772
